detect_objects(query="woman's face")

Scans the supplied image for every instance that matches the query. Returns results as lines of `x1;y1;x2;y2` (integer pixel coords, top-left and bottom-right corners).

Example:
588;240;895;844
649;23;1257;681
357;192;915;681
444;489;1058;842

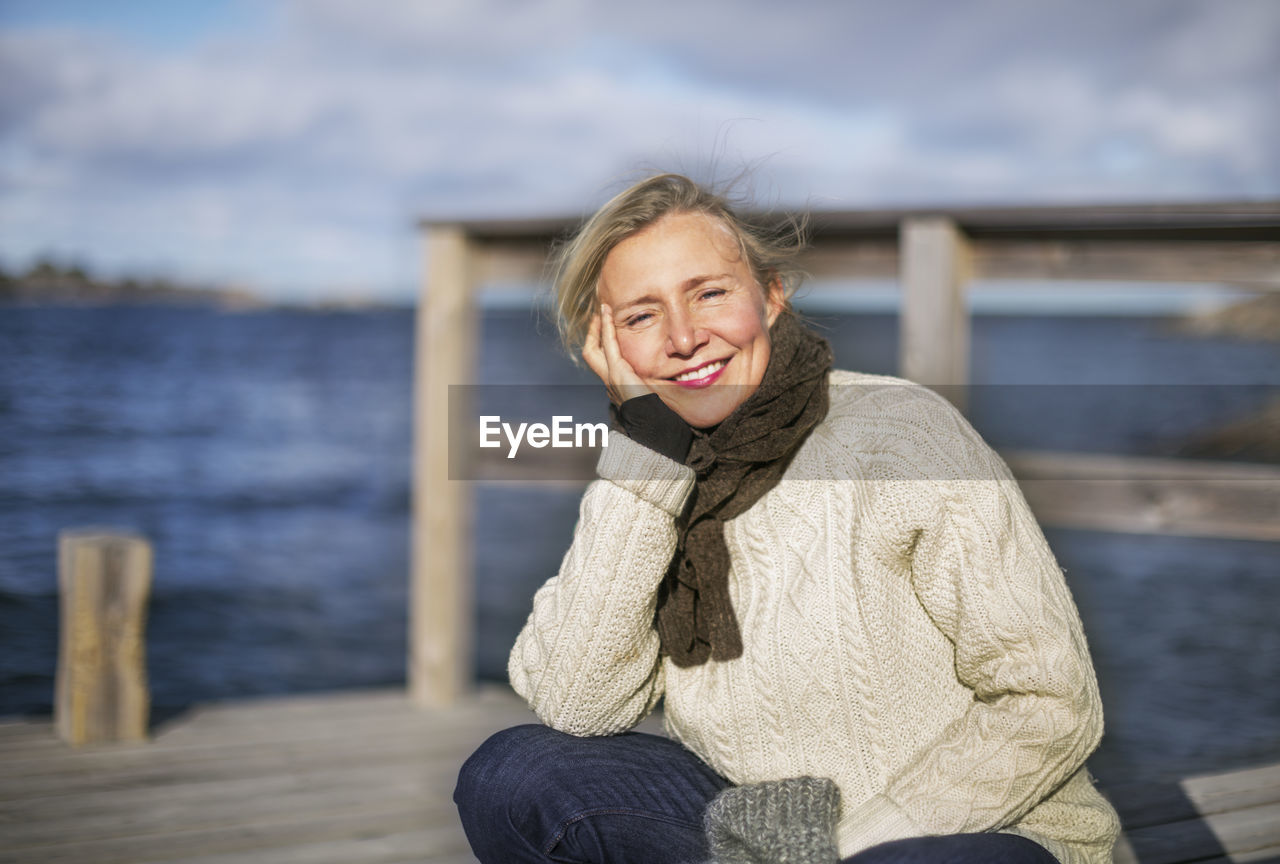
597;211;784;428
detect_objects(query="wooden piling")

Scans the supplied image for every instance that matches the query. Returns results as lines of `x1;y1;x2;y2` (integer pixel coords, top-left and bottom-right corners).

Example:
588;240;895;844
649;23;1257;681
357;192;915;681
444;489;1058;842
899;216;972;411
410;225;477;708
55;530;152;745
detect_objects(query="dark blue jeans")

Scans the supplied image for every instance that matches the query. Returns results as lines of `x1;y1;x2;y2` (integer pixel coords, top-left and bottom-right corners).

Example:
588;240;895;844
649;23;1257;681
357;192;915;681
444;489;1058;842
454;724;1060;864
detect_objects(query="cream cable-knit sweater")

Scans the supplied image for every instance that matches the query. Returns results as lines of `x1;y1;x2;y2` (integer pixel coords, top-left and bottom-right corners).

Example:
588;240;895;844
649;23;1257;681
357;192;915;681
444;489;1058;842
509;370;1120;863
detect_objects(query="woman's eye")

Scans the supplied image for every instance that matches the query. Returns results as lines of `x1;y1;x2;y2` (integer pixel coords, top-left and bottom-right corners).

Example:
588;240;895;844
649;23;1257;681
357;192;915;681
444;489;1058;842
626;313;653;326
700;288;726;300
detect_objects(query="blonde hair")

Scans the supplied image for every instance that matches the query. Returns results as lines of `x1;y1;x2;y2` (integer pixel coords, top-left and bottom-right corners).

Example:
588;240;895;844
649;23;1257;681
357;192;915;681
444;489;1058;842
551;173;806;360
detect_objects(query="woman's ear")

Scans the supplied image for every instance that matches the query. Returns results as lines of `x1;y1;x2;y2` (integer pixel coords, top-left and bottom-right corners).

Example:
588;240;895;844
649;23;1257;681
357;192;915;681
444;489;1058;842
764;276;786;326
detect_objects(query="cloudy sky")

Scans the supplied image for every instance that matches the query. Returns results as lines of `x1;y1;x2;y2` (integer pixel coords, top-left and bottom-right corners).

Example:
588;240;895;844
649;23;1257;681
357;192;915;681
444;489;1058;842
1;0;1277;303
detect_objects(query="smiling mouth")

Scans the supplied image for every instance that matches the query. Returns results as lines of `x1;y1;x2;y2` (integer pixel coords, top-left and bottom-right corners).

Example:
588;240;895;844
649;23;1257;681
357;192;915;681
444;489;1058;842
670;359;727;387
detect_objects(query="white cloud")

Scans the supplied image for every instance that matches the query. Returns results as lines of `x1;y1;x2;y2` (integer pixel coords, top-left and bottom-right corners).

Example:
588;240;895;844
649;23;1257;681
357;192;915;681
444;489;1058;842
1;0;1276;300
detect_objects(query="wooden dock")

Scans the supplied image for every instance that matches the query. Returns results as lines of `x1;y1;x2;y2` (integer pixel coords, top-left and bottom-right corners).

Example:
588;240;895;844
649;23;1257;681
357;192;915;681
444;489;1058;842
2;686;1277;863
0;686;536;864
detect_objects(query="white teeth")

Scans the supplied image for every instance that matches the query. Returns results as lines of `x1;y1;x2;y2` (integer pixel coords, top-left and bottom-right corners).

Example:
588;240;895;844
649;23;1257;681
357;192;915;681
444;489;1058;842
674;360;725;383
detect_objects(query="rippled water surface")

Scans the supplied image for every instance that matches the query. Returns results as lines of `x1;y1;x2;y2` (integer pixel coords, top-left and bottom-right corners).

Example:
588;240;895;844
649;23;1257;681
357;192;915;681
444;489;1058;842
1;304;1276;785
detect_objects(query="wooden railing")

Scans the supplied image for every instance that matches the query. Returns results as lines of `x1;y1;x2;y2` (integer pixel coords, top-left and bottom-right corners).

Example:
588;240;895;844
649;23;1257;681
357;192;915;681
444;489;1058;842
411;201;1280;706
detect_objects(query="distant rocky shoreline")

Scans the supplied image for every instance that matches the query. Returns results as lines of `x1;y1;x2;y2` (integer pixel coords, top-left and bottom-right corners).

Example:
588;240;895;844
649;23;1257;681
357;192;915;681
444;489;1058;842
0;261;262;309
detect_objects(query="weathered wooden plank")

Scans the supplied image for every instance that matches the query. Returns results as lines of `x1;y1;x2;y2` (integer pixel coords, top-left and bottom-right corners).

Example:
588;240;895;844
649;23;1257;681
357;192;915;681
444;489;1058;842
167;685;524;741
0;688;533;786
971;239;1280;289
430;198;1280;290
154;697;522;747
0;800;450;864
1201;846;1280;863
449;233;1280;290
435;201;1280;241
1007;451;1280;542
1122;800;1280;864
2;712;459;768
171;687;413;722
0;727;481;804
1112;837;1280;864
465;445;1280;542
0;703;435;761
473;236;1280;289
0;689;419;752
797;241;900;280
0;708;532;791
0;729;70;756
0;697;516;771
135;825;473;864
1110;764;1280;862
194;692;508;741
1183;762;1280;818
0;720;56;739
1127;847;1280;864
0;730;440;786
1110;761;1280;828
2;760;457;848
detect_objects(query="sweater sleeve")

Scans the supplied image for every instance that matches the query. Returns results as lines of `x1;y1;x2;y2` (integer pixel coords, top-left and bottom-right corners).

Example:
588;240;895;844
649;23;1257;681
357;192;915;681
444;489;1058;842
612;393;694;463
835;401;1105;855
508;433;695;736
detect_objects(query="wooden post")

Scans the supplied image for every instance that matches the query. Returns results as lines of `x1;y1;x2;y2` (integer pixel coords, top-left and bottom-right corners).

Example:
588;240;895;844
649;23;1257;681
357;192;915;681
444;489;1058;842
55;530;151;745
899;217;972;412
410;224;476;707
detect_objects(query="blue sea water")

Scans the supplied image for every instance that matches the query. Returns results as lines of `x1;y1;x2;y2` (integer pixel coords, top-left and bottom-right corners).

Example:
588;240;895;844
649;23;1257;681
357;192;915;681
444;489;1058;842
0;303;1276;786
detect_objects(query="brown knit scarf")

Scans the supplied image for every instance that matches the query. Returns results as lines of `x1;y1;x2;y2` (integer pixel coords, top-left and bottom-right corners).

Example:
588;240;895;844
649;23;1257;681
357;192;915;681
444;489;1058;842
655;311;834;667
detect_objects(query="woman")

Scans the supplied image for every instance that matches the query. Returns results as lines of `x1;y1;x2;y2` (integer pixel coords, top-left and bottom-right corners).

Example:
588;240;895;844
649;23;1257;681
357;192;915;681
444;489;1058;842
454;174;1120;864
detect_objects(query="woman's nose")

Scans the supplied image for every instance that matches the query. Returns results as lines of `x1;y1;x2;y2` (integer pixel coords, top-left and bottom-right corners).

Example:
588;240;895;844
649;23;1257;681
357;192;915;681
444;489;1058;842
665;309;705;356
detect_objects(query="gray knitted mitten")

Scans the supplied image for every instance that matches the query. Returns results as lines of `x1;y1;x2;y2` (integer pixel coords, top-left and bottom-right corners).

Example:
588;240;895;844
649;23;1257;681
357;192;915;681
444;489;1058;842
704;776;841;864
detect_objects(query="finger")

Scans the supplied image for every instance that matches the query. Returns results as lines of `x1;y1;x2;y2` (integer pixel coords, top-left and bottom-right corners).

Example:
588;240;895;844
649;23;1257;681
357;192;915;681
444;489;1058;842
596;305;625;403
586;307;602;349
583;309;601;358
599;305;625;367
582;311;608;381
600;306;638;380
600;305;648;403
